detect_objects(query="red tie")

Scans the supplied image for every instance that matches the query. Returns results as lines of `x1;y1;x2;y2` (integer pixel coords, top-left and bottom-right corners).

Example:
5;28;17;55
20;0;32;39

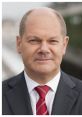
35;85;50;115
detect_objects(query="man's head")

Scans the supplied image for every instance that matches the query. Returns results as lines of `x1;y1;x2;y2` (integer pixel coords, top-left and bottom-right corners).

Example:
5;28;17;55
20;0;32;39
17;7;69;83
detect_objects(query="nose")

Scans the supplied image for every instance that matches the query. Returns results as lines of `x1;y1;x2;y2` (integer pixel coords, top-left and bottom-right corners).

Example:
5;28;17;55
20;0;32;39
38;41;50;53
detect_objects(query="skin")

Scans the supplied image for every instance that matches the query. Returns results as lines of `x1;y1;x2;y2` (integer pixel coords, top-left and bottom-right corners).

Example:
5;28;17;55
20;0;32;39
17;8;69;84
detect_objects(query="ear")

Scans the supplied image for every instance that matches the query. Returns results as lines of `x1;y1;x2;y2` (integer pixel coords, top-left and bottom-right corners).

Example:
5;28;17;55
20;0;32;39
63;36;69;55
16;36;22;54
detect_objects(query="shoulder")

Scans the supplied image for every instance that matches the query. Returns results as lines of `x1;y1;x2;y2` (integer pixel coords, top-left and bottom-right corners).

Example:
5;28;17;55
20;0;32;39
2;71;24;94
61;71;82;92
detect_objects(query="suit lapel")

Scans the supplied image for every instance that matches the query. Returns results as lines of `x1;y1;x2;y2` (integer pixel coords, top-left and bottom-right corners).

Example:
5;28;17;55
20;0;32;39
5;72;33;115
51;72;79;115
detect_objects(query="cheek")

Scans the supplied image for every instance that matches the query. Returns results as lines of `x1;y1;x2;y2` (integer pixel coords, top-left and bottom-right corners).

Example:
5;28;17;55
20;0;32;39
61;44;67;56
52;45;64;62
53;45;63;55
58;42;66;55
21;44;37;62
22;48;32;60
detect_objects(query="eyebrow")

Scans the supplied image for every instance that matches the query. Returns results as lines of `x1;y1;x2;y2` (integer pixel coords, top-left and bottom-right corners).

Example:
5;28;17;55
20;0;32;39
26;36;42;40
26;36;58;40
48;36;58;40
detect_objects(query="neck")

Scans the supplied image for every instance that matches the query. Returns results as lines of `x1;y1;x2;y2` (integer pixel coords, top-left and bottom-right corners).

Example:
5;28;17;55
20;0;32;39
25;68;60;84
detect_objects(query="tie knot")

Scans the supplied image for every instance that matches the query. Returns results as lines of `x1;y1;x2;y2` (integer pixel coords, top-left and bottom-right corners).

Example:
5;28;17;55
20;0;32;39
35;85;50;99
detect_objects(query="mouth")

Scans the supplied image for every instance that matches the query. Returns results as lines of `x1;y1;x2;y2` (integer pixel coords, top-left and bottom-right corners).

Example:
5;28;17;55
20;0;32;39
35;59;53;63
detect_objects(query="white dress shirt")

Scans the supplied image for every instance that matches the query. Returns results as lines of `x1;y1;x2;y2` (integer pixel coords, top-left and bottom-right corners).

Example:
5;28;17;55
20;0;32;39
24;71;61;115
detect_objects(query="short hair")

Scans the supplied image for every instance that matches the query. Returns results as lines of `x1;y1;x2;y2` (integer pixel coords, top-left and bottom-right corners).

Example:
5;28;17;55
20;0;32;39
19;8;67;37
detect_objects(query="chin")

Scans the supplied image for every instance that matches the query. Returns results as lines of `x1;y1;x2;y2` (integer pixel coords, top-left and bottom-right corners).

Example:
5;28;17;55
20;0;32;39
35;70;51;75
31;63;58;74
34;67;55;74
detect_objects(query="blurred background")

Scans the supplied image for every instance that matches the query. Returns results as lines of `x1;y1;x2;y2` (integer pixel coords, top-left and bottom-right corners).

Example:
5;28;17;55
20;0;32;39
2;2;82;81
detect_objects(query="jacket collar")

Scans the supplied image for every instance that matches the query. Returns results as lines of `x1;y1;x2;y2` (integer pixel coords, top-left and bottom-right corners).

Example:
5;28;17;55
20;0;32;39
6;72;33;115
51;71;79;115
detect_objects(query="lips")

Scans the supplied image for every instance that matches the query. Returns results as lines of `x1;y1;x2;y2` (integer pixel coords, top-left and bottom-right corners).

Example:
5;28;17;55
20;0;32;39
35;59;52;61
34;55;53;62
34;58;53;62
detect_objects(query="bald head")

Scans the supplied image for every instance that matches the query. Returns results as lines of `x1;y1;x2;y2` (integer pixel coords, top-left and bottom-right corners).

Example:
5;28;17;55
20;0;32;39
19;7;67;37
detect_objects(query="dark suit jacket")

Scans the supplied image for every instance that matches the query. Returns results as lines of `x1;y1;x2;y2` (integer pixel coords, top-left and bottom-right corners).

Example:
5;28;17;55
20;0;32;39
2;71;82;115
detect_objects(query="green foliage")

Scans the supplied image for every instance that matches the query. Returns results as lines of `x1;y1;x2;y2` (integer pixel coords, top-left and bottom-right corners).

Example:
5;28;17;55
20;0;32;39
65;14;82;49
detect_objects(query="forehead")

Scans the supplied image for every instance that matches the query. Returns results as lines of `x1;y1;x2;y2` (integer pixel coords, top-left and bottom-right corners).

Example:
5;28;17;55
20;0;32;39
25;9;61;34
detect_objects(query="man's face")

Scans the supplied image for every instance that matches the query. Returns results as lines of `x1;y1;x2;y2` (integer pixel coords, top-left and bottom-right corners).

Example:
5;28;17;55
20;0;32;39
17;11;68;76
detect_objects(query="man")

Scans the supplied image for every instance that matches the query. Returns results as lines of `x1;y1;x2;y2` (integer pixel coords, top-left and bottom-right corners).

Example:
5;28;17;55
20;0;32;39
2;7;82;115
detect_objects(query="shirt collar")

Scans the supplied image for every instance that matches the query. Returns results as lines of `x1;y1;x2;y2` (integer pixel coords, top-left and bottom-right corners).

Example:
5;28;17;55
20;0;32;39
24;71;61;94
46;71;61;93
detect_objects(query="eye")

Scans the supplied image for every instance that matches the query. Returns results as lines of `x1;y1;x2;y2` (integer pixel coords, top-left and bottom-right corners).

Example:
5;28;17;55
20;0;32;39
49;39;59;45
28;38;41;45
